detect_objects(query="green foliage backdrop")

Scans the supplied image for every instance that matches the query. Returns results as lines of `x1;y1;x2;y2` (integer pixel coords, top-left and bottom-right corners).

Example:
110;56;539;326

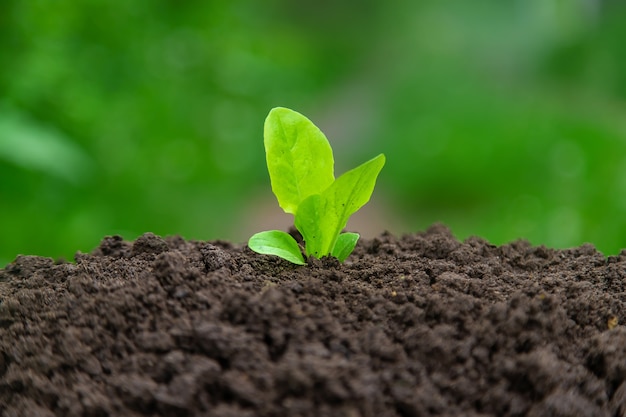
2;0;626;265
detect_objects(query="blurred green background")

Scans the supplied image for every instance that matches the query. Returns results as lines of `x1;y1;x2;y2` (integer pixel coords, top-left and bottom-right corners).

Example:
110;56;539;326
2;0;626;266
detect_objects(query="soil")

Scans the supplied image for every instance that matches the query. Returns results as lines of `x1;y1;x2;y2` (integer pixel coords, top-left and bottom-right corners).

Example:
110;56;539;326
1;224;625;417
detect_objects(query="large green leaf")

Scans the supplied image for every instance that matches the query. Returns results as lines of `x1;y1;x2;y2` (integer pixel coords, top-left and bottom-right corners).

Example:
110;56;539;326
264;107;335;214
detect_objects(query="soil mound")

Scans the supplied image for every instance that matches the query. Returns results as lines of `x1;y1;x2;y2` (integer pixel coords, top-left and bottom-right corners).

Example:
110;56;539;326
1;225;625;416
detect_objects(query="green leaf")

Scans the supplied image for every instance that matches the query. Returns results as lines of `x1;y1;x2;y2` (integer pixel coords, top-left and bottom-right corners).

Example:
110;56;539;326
264;107;335;214
294;194;324;258
295;153;386;257
332;232;359;262
248;230;305;265
0;108;93;184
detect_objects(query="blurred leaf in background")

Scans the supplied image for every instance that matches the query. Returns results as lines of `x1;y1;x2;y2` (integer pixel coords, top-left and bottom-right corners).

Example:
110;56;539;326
2;0;626;266
0;107;92;184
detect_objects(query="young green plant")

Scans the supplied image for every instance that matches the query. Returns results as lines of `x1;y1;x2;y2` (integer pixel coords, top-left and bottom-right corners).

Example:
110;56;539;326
248;107;385;265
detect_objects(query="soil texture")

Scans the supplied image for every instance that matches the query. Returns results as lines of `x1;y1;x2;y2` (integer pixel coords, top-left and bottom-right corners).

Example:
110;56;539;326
1;225;625;417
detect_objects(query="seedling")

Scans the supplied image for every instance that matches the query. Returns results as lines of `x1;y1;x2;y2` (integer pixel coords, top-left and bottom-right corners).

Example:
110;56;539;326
248;107;385;265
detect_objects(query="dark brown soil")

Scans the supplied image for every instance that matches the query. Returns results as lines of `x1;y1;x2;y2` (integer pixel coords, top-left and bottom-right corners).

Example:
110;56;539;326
1;225;625;417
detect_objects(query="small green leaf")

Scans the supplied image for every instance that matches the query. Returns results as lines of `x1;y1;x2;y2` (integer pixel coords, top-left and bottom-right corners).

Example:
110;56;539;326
264;107;335;214
332;232;359;262
294;194;325;258
248;230;305;265
295;153;385;257
325;153;386;235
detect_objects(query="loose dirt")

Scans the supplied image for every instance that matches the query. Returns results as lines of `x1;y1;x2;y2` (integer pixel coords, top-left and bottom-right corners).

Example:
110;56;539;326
1;225;625;416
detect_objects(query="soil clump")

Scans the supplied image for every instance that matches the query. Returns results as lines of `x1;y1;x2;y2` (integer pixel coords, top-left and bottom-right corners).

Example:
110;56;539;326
1;225;625;416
